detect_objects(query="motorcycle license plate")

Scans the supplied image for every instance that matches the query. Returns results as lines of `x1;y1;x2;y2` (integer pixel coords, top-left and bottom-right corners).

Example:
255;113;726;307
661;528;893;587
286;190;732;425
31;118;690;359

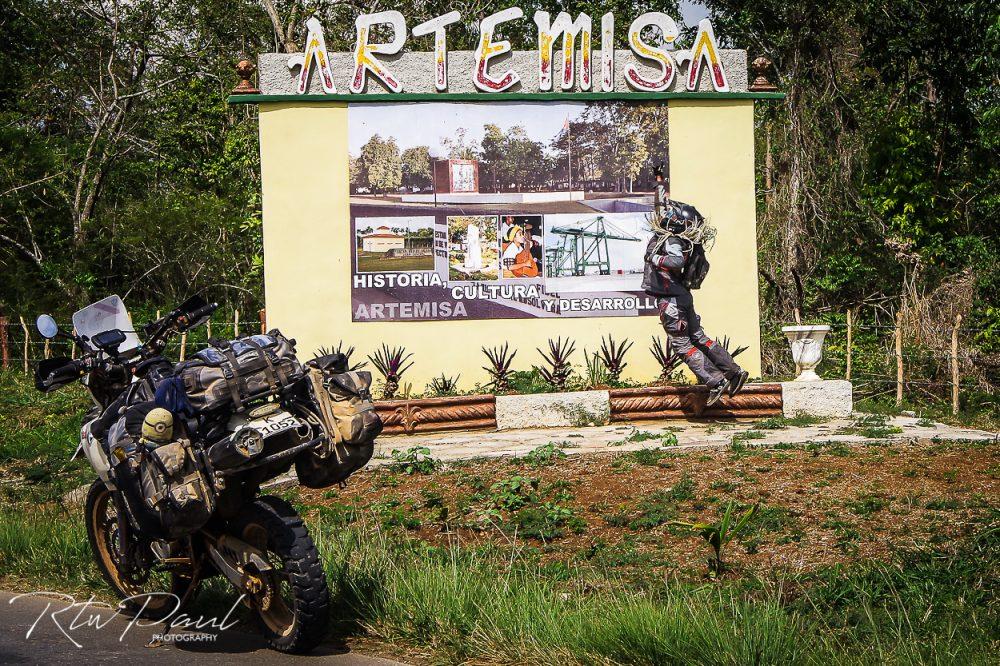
247;411;299;438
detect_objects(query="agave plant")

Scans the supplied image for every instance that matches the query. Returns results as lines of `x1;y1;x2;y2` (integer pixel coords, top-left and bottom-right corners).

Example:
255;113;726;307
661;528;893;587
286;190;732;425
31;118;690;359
482;343;517;393
718;335;749;359
598;335;633;382
650;335;683;381
671;501;759;578
429;373;460;396
535;337;576;390
368;344;414;399
315;340;367;370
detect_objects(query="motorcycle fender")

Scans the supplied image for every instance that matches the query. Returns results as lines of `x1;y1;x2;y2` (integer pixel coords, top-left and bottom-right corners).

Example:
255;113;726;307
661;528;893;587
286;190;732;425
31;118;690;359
81;420;116;490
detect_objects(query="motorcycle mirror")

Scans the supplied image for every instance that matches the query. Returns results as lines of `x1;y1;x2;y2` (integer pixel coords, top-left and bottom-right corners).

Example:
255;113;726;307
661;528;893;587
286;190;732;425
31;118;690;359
36;314;59;340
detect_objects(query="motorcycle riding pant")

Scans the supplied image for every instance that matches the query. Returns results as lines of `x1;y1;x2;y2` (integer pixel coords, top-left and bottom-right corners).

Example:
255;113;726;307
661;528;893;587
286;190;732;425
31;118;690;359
656;296;742;388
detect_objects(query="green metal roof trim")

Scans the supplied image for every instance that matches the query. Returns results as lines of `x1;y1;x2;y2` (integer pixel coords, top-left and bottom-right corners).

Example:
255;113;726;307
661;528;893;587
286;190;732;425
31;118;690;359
227;91;785;105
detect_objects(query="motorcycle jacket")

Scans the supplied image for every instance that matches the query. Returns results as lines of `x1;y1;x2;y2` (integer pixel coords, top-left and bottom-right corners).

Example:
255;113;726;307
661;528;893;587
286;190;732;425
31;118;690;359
642;235;692;298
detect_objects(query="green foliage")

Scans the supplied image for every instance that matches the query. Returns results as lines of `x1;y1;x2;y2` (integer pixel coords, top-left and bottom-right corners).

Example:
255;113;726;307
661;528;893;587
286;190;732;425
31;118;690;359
389;446;438;475
672;501;760;577
356;134;402;193
522;442;567;468
488;475;538;511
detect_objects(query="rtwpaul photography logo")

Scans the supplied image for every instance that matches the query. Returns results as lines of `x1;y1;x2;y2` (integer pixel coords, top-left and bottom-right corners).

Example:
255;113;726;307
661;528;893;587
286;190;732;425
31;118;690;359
8;591;244;648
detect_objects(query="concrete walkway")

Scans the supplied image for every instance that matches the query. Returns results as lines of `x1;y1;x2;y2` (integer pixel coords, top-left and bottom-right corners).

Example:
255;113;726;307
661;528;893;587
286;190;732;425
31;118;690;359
368;415;998;464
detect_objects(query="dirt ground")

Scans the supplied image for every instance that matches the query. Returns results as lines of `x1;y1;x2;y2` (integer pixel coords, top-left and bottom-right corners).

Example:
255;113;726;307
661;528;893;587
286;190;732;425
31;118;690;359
296;438;999;579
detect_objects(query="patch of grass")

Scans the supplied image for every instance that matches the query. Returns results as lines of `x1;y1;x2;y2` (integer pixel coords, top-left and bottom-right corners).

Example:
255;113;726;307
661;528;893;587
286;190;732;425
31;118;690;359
924;498;962;511
838;413;904;439
753;413;827;429
847;493;890;517
732;430;767;443
631;446;670;466
509;502;585;540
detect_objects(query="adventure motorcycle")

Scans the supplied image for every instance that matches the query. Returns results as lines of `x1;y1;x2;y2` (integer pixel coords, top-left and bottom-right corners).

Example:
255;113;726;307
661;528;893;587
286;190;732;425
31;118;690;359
33;295;380;653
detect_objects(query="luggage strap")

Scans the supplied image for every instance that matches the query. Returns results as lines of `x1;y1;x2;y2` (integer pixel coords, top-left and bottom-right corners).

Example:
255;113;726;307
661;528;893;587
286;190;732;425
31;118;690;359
220;349;245;411
245;338;278;394
309;368;344;463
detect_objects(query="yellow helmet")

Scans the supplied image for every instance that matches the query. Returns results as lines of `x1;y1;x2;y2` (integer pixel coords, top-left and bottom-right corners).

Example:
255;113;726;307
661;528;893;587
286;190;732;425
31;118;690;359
141;408;174;444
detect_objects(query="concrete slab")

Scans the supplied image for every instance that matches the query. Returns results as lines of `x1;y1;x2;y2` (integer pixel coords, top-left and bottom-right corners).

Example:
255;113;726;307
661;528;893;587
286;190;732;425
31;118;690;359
495;390;610;430
781;380;853;418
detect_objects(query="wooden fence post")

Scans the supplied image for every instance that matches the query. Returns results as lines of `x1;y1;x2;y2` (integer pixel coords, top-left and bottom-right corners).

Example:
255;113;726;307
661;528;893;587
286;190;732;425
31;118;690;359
0;316;8;370
846;308;853;381
179;332;188;361
951;314;962;415
895;311;903;407
234;310;240;337
259;308;266;334
44;337;50;360
19;316;29;373
206;318;212;341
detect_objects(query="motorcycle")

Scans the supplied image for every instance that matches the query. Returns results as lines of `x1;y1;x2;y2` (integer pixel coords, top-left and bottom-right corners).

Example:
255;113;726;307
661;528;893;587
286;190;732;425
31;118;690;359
33;294;379;653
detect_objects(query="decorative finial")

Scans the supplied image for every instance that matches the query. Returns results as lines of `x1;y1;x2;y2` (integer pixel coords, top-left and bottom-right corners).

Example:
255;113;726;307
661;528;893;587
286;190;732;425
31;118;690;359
232;59;260;95
749;56;778;92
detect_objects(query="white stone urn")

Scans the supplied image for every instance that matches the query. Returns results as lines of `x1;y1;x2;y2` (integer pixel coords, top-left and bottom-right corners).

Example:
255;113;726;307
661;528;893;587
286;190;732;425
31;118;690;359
782;325;831;381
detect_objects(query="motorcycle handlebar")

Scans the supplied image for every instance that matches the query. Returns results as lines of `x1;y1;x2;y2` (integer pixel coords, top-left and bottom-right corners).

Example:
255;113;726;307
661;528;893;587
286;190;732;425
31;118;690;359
184;302;219;326
43;359;86;387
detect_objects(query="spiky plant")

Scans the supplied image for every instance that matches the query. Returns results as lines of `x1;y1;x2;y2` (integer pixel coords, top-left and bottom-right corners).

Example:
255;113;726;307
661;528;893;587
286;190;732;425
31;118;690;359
584;349;611;389
429;374;460;396
650;335;683;382
368;344;414;399
535;337;576;390
315;340;367;370
482;343;517;393
719;335;749;359
598;335;633;382
671;502;759;578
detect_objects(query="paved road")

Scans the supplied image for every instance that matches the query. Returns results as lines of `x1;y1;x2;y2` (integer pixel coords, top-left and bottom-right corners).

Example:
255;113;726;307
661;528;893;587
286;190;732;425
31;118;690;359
0;590;403;665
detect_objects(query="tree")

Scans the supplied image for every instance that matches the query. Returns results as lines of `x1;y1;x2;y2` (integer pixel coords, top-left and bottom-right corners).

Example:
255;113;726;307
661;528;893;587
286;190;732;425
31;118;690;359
442;128;479;160
357;135;402;194
401;146;432;189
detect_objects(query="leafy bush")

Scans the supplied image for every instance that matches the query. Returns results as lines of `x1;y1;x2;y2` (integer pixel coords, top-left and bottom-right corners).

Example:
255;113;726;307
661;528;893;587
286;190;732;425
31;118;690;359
389;446;438;475
522;442;567;467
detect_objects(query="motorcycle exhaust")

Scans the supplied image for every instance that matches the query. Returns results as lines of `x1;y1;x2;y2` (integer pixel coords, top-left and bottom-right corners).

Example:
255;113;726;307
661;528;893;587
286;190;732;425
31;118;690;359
208;427;265;470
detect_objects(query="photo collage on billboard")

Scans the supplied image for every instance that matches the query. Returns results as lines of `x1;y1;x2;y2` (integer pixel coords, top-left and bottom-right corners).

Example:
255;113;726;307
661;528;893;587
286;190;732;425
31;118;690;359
348;101;669;322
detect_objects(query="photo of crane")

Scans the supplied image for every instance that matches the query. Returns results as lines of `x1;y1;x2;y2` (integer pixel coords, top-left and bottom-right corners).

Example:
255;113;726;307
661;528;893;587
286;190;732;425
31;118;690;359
542;213;652;293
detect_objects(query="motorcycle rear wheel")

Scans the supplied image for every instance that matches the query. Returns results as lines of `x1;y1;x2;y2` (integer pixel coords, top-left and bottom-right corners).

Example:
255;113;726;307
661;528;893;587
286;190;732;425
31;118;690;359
85;479;198;620
231;495;331;653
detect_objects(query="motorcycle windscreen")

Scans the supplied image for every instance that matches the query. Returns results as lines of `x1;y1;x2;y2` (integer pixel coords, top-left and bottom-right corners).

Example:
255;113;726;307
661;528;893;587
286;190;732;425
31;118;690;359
72;295;141;353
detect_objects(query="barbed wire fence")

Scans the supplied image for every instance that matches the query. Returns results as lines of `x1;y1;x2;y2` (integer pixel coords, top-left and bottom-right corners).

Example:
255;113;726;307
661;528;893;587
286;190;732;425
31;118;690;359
0;308;267;372
0;306;994;415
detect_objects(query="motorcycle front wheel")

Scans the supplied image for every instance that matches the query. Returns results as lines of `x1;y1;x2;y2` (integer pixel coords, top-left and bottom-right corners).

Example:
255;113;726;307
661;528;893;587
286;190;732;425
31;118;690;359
230;495;331;653
85;479;198;620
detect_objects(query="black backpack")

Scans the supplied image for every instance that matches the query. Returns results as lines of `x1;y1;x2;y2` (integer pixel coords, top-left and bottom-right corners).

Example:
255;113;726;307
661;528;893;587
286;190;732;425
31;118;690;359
683;243;710;289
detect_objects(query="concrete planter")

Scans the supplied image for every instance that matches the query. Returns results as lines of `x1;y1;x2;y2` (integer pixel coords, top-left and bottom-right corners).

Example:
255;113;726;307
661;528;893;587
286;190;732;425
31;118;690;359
373;383;792;435
782;325;831;381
